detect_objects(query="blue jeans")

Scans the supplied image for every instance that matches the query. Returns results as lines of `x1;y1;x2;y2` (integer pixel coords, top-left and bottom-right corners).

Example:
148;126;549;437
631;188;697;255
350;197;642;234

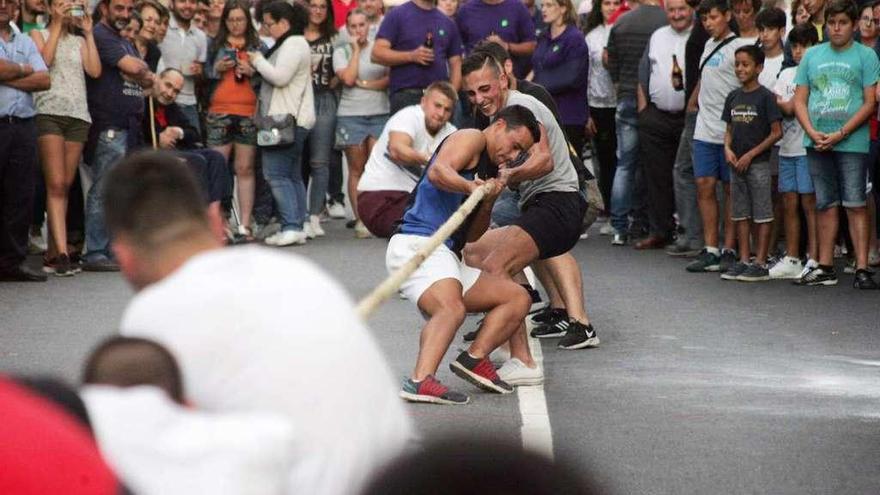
262;126;309;231
177;104;202;139
491;188;521;227
673;111;703;247
307;91;335;215
610;96;640;234
84;128;127;262
807;149;867;209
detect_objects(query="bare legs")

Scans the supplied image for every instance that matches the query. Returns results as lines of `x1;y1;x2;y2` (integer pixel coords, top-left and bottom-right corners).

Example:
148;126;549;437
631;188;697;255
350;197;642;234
39;135;83;258
344;136;376;221
213;142;256;230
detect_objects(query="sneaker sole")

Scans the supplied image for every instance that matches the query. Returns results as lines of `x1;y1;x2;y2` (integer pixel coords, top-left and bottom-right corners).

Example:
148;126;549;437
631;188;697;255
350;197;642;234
558;336;600;350
686;264;720;273
399;390;470;405
449;361;513;394
500;375;545;386
770;273;802;280
737;275;770;282
530;330;567;338
797;279;839;286
666;249;701;258
720;273;741;281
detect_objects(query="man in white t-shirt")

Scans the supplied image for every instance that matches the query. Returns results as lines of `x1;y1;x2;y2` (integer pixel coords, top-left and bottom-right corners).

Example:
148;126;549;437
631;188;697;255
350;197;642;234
686;0;752;273
357;81;458;237
104;151;415;495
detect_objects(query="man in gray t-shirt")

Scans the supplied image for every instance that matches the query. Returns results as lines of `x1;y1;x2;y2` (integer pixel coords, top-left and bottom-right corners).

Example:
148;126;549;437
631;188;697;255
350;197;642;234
460;51;599;353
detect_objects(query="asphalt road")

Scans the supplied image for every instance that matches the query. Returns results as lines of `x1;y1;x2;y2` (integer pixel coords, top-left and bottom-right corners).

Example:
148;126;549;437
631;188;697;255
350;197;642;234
2;219;879;495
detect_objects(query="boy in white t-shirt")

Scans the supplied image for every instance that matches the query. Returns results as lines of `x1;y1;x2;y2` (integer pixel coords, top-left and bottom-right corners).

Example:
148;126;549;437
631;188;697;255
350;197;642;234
770;23;820;279
686;0;752;273
756;7;786;90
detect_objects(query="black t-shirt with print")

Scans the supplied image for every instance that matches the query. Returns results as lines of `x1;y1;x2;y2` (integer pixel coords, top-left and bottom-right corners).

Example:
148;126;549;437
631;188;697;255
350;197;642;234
722;85;782;162
309;35;335;92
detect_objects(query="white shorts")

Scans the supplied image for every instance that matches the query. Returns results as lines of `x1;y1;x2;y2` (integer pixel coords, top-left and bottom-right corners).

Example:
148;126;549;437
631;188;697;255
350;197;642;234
386;233;480;307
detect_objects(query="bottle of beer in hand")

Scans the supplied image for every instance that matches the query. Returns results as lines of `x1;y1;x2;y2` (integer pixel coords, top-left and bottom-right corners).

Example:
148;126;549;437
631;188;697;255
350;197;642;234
671;54;684;92
424;31;434;49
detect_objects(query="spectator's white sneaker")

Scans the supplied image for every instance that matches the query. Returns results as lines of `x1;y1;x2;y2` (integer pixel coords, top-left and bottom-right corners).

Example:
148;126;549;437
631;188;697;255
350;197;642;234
497;358;544;386
354;220;373;238
309;215;325;237
28;233;47;255
599;223;614;236
799;258;819;279
870;249;880;267
265;230;307;246
327;201;346;219
489;346;511;367
769;256;804;280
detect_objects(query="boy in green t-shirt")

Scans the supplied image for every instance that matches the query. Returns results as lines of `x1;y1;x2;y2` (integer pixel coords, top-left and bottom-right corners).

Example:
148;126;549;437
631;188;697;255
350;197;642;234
793;0;880;289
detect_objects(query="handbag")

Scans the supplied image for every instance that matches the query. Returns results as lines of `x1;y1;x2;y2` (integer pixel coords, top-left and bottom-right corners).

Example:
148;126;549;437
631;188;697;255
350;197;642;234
255;80;297;147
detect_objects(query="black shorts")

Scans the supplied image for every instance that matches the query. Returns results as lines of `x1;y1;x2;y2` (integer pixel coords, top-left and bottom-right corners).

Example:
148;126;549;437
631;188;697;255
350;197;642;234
512;191;586;259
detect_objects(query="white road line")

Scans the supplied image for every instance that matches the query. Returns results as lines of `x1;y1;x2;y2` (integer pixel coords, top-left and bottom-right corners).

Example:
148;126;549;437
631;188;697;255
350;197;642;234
517;327;554;460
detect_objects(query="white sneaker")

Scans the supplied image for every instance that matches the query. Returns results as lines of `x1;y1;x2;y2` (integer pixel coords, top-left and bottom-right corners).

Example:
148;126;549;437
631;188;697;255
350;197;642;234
497;358;544;386
869;249;880;267
327;202;346;219
265;230;307;246
769;256;804;280
354;220;372;238
799;258;819;279
28;233;47;255
599;223;614;236
308;215;325;237
303;222;316;239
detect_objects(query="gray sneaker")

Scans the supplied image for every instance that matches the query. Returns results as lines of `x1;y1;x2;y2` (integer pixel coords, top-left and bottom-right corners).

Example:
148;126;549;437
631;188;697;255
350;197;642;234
665;241;701;257
686;249;721;272
719;249;737;273
720;261;749;280
611;232;627;246
738;263;770;282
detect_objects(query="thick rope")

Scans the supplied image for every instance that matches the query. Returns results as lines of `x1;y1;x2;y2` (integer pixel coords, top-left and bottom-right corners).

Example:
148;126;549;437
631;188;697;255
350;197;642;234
356;182;492;319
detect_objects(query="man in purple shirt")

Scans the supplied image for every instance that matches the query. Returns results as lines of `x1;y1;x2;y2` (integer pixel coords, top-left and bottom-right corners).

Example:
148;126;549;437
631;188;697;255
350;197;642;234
372;0;464;115
456;0;536;78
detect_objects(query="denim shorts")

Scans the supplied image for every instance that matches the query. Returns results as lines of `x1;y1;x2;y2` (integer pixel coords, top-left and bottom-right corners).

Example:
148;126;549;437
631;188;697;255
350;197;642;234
778;155;814;194
807;149;867;209
335;114;389;148
205;113;257;146
692;140;730;182
731;160;773;222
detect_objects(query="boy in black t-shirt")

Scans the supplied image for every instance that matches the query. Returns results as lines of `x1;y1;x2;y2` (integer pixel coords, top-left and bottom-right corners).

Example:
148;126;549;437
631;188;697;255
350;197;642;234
721;44;783;282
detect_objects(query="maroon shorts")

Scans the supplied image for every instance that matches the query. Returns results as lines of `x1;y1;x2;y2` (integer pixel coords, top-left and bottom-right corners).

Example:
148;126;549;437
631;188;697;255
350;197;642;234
357;190;411;238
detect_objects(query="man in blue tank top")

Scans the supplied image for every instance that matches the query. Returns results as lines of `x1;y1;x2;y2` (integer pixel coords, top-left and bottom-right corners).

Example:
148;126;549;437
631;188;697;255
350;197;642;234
387;105;542;405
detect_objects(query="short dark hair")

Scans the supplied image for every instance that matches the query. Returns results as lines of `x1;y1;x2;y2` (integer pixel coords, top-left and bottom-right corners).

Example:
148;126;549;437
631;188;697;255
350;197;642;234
730;0;761;13
735;44;765;65
82;336;185;404
495;105;541;144
461;50;503;78
472;40;510;65
756;6;787;29
787;21;819;46
697;0;729;16
261;1;309;34
424;81;458;104
361;436;602;495
825;0;859;22
103;150;208;250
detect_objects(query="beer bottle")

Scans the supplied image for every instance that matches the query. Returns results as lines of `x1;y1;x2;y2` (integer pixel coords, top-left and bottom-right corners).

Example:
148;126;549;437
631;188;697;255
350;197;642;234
671;54;684;92
424;31;434;49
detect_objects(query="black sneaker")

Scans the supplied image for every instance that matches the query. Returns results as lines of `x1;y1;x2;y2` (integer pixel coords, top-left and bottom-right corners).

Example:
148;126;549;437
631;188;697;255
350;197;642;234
530;312;570;338
449;351;513;394
686;249;721;272
529;307;564;326
523;285;548;314
400;375;469;405
794;267;838;286
853;269;879;289
737;263;770;282
558;321;600;350
720;261;749;281
719;249;737;273
462;317;484;342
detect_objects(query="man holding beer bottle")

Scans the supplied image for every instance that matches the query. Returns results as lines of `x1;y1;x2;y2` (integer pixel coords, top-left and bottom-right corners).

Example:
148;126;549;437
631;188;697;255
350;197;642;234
633;0;694;249
371;0;464;114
